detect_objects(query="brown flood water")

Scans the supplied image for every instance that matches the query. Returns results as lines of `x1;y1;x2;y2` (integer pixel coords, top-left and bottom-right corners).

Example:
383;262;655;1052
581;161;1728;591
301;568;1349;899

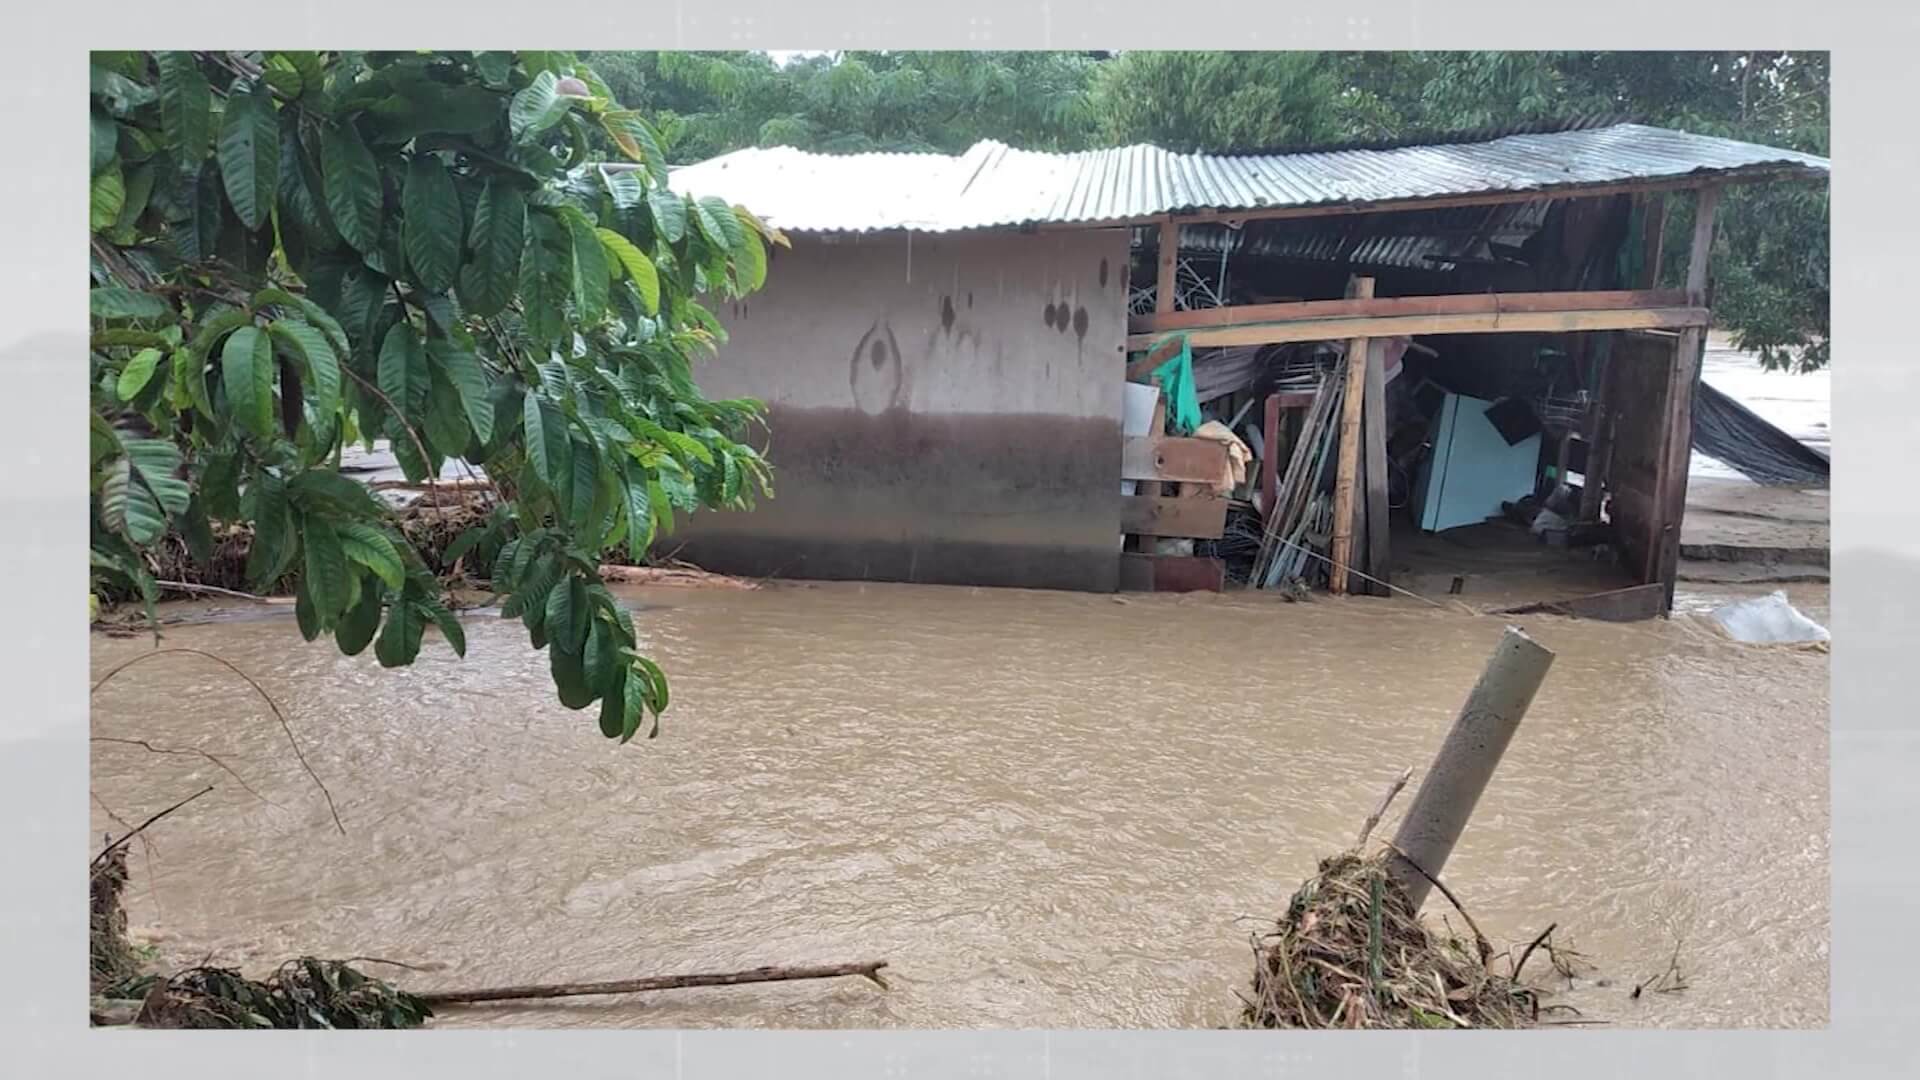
90;579;1829;1029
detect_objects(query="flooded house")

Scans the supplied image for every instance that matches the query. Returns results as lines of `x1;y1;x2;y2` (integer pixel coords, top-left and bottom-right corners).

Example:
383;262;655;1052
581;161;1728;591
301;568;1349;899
659;122;1829;614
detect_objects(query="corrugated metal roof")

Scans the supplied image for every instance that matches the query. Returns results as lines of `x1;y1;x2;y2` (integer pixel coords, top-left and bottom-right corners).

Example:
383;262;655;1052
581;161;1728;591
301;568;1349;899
1140;201;1553;271
667;123;1828;235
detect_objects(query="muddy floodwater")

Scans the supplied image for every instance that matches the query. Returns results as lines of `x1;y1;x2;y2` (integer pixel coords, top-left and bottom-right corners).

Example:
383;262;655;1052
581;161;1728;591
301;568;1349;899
90;579;1829;1028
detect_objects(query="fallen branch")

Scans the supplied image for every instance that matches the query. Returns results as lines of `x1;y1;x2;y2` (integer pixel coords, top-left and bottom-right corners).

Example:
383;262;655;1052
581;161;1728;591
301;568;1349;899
1355;766;1413;850
93;786;214;867
150;580;275;604
1511;921;1557;982
415;960;891;1006
91;736;282;809
91;648;345;835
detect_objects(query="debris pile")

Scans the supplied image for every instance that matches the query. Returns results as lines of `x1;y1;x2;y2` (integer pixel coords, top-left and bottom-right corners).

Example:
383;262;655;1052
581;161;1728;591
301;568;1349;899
1241;850;1536;1029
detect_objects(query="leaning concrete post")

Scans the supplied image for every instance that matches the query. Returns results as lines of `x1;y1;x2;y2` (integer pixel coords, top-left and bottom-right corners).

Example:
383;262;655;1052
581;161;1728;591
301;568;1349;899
1387;626;1555;908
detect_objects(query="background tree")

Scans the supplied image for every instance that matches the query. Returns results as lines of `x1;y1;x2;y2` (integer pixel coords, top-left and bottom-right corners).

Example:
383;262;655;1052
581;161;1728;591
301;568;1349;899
89;50;780;740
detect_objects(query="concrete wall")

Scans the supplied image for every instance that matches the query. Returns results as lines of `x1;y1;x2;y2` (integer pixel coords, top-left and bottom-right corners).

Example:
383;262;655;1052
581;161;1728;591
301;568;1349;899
669;228;1132;591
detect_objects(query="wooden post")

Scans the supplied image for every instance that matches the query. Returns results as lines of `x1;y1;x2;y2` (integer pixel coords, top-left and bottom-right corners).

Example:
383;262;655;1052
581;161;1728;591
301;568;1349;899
1387;626;1556;909
1135;228;1180;559
1651;185;1720;609
1328;276;1375;596
1639;192;1669;290
1580;194;1663;521
1260;392;1282;519
1156;220;1179;316
1361;339;1391;596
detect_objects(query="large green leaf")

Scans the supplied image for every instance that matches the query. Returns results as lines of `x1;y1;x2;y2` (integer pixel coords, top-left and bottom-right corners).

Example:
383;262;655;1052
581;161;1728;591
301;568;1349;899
322;120;384;254
90;287;170;323
99;438;188;546
620;462;655;563
289;469;388;520
595;228;660;314
374;595;425;668
302;516;352;619
509;70;570;140
730;214;768;293
220;325;275;438
115;348;163;402
335;580;384;655
550;635;596;709
545;574;590;654
90;164;125;233
174;162;225;263
217;78;280;232
423;362;470;458
244;471;297;588
91;105;118;177
456;179;525;317
562;210;609;323
427;339;494;445
378;321;428;418
599;111;667;180
338;522;406;590
268;320;342;419
401;153;462;291
156;52;212;166
419;594;467;658
648;187;687;244
522;395;570;489
691;196;743;251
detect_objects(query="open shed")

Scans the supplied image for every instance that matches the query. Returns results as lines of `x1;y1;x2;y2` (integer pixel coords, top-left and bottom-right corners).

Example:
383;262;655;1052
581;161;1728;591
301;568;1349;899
658;122;1829;612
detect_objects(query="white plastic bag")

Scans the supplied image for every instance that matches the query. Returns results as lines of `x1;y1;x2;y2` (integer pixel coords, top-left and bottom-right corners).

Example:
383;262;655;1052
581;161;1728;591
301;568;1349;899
1708;590;1830;644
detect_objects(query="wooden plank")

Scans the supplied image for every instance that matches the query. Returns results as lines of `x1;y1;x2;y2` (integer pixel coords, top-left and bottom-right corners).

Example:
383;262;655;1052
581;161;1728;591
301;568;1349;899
1034;166;1825;232
1122;435;1230;484
1647;186;1722;610
1125;306;1709;351
1129;289;1690;335
1328;277;1374;596
1120;493;1228;539
1132;396;1170;552
1143;554;1226;593
1361;338;1391;597
1124;336;1184;383
1493;583;1666;623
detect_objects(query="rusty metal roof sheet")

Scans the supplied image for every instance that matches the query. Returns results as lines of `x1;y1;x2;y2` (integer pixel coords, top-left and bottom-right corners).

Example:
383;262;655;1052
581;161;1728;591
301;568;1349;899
667;123;1827;234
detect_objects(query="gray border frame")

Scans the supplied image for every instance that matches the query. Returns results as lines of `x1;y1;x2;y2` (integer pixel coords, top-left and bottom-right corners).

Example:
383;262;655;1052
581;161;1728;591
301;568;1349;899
9;4;1913;1076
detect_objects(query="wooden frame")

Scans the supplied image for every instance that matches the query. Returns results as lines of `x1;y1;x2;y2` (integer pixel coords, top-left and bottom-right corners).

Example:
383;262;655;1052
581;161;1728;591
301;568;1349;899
1126;299;1708;351
1130;289;1690;335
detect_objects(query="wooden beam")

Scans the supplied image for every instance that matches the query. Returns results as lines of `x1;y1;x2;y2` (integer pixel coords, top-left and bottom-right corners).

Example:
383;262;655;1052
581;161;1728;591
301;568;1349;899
1035;165;1825;233
1124;335;1184;383
1125;306;1708;351
1129;289;1690;335
1121;435;1229;484
1120;493;1228;539
1155;220;1179;314
1637;192;1668;289
1328;277;1374;596
1361;338;1391;597
1685;185;1722;304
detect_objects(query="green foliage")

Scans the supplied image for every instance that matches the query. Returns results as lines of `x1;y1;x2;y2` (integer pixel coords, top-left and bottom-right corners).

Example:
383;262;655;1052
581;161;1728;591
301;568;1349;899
88;50;775;737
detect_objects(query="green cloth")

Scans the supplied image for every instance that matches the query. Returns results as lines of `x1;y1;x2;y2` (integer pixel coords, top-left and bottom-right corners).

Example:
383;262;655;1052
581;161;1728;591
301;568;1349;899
1145;334;1202;436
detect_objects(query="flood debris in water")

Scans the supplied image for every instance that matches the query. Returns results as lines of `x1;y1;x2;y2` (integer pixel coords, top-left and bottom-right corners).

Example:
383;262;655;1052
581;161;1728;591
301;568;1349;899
1240;850;1539;1030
